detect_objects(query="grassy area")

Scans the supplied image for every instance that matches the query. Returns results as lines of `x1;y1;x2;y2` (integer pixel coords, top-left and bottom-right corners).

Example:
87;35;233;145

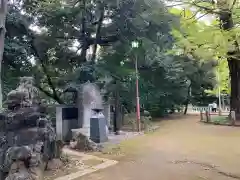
122;113;154;132
210;116;229;125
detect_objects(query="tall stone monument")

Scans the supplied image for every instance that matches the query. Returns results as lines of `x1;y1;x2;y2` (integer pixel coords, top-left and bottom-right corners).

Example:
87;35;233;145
62;82;109;150
80;82;104;136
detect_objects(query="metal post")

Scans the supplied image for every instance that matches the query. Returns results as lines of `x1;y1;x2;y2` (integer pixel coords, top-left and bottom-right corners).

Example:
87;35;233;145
135;54;141;132
132;40;141;132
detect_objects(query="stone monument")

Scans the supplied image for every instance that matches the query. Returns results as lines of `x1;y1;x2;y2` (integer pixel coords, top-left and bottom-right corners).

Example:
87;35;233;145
80;82;105;135
63;82;109;151
0;77;58;180
63;82;108;136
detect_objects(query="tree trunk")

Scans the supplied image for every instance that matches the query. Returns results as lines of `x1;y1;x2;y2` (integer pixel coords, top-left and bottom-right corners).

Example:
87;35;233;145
113;80;120;135
0;0;7;109
184;83;191;115
79;0;88;63
183;102;188;115
218;8;240;118
91;2;104;62
228;59;240;119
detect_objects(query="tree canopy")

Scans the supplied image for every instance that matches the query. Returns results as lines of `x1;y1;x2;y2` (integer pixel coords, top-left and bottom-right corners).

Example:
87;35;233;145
1;0;220;116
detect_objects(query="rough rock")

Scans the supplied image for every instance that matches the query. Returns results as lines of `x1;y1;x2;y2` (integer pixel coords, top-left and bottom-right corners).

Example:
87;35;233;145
70;131;102;152
0;77;60;180
46;159;63;170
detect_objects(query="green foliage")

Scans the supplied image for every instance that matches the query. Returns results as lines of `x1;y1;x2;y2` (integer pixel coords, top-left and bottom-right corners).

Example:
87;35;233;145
169;7;230;100
2;0;219;117
170;8;230;60
3;4;33;99
205;59;230;96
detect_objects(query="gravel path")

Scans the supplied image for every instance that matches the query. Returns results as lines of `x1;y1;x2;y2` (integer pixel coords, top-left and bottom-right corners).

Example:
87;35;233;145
78;115;240;180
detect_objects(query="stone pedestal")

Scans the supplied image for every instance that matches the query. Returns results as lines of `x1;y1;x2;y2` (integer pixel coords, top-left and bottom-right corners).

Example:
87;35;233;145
90;112;108;143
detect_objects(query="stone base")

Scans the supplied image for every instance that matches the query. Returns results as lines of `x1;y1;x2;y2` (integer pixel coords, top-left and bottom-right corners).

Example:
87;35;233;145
70;128;102;151
72;128;90;137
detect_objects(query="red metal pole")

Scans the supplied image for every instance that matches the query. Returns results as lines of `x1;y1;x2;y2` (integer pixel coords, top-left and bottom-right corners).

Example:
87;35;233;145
135;55;141;132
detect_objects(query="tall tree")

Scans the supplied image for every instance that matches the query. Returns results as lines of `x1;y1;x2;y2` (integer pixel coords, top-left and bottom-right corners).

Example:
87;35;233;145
169;0;240;117
216;0;240;117
1;0;217;117
0;0;7;108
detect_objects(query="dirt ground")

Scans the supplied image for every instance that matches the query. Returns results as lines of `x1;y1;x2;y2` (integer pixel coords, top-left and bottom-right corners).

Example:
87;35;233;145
79;115;240;180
